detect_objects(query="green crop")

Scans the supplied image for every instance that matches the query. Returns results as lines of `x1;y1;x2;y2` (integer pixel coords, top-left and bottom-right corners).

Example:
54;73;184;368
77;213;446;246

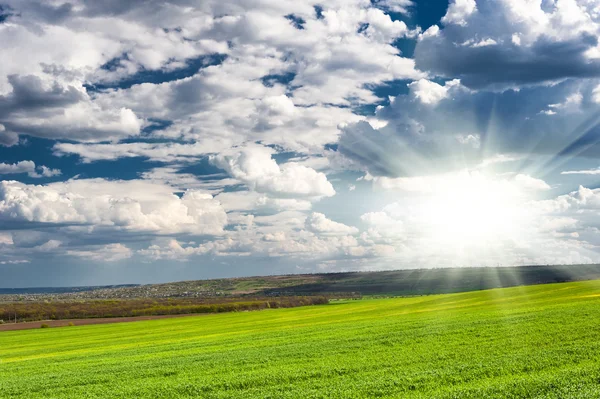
2;280;600;398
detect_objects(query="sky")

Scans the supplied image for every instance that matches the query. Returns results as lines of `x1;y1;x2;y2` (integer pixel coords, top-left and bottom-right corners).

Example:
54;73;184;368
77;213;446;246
2;0;600;287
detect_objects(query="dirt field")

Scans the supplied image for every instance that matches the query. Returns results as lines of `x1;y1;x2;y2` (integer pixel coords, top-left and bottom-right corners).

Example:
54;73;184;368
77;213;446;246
0;313;204;332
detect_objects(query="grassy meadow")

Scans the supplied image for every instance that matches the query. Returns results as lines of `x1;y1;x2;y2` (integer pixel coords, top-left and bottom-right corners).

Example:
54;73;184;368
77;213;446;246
2;280;600;398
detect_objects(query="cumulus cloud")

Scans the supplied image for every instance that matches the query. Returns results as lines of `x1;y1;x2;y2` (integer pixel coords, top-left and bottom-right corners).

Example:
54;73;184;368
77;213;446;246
138;230;377;262
138;207;384;262
210;146;336;198
0;179;227;235
4;102;141;143
53;141;232;163
0;0;419;155
0;123;18;146
540;186;600;212
441;0;477;26
305;212;359;235
361;211;403;236
36;165;62;177
408;79;459;105
215;191;313;212
415;0;600;90
514;174;551;191
0;75;142;142
0;161;37;177
0;160;61;178
67;243;132;263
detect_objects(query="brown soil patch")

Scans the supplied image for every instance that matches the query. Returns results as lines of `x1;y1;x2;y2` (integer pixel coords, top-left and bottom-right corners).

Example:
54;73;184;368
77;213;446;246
0;313;205;332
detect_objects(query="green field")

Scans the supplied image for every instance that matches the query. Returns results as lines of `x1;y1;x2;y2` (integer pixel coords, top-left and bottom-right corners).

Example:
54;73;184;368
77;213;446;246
2;281;600;398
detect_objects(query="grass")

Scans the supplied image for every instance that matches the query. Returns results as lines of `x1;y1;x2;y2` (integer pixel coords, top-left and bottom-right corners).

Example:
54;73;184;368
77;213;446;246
1;280;600;398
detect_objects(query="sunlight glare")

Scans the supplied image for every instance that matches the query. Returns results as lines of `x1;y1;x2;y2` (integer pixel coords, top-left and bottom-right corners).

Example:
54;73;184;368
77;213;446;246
416;171;530;250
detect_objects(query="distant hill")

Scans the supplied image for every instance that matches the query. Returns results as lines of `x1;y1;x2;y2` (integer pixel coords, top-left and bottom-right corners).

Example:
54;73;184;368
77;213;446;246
3;264;600;301
116;263;600;298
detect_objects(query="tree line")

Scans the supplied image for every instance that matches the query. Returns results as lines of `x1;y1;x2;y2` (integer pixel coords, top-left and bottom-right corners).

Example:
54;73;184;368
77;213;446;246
0;296;329;323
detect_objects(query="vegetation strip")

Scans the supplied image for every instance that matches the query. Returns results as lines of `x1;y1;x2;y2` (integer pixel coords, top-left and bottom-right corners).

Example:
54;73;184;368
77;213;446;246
0;314;206;332
0;297;328;324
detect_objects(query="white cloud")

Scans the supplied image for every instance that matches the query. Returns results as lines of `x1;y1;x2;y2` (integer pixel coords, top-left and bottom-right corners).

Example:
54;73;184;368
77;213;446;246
34;239;62;251
212;191;312;212
544;186;600;211
0;161;36;177
514;174;551;191
305;212;359;235
0;160;61;178
441;0;477;26
409;78;465;105
67;244;133;263
408;79;451;105
478;154;523;168
210;146;336;198
561;168;600;175
0;260;30;265
5;104;142;142
0;179;228;235
139;207;379;262
0;232;13;245
468;38;497;47
456;134;480;148
546;92;583;114
592;84;600;103
139;231;374;261
53;141;232;163
366;170;551;193
37;165;62;177
372;0;414;14
50;0;421;156
420;25;440;39
361;211;403;236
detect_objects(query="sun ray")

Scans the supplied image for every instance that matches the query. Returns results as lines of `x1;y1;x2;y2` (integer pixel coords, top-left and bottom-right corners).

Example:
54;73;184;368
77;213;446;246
524;110;600;179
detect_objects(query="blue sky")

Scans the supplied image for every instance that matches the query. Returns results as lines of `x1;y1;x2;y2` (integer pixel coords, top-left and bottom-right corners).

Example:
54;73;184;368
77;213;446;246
2;0;600;287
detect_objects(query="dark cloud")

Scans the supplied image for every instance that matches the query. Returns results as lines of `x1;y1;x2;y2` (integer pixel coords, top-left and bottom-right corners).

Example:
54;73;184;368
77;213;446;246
416;32;600;90
0;75;83;118
415;0;600;90
0;128;19;147
0;75;140;142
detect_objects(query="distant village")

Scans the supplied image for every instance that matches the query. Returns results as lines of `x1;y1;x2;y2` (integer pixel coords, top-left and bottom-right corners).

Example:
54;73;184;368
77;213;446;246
0;283;233;302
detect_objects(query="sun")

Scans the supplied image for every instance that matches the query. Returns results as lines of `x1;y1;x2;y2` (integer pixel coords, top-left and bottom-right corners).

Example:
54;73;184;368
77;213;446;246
414;171;530;252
